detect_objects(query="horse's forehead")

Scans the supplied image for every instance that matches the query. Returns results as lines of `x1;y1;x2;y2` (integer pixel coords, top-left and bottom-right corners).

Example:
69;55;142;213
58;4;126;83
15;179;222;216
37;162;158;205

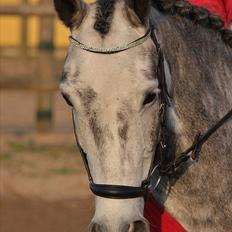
72;74;153;100
62;50;158;102
65;46;157;97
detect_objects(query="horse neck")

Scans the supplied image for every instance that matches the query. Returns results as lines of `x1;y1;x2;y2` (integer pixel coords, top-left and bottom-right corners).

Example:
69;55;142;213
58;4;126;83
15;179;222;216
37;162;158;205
150;8;232;232
150;8;232;153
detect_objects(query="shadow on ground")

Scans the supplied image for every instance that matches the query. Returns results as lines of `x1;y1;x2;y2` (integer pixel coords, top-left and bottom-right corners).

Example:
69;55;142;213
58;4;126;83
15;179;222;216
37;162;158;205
0;195;94;232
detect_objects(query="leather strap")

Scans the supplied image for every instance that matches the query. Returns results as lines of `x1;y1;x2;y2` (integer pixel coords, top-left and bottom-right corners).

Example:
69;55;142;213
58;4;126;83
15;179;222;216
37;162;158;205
69;28;151;54
160;108;232;175
89;182;148;199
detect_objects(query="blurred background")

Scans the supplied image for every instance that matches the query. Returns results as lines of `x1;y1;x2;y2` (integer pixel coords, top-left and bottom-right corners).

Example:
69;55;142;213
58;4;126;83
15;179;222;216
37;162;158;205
0;1;95;231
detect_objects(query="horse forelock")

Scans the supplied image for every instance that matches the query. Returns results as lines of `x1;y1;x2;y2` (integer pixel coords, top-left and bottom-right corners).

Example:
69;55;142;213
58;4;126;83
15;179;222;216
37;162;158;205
94;0;116;36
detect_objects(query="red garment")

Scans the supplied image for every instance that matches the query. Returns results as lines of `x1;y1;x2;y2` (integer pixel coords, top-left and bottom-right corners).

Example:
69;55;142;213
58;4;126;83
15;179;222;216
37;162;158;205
188;0;232;26
224;0;232;25
144;195;186;232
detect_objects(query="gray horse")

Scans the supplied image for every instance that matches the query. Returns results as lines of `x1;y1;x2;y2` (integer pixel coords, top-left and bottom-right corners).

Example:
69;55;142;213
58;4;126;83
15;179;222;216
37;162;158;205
54;0;232;231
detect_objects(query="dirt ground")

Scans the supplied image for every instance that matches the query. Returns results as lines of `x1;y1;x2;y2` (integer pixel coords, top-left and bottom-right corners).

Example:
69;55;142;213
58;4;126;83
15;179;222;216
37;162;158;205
0;133;94;232
0;89;96;232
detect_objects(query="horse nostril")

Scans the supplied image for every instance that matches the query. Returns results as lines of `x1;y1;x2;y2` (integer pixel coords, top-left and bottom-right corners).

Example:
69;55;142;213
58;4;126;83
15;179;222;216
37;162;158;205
89;222;107;232
128;220;149;232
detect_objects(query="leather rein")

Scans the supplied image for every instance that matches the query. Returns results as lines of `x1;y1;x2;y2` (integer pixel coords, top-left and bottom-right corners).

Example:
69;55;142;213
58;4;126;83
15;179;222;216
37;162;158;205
70;26;232;200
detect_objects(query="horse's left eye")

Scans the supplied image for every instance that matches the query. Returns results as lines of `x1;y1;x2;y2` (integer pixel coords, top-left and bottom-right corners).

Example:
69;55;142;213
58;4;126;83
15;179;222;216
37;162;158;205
62;93;73;107
143;92;157;105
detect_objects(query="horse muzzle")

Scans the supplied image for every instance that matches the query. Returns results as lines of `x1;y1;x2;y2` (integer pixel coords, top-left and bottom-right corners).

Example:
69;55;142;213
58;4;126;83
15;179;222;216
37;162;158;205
89;219;149;232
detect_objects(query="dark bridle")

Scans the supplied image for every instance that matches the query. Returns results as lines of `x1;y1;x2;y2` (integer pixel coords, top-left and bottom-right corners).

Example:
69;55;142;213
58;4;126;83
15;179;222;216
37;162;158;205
68;25;232;200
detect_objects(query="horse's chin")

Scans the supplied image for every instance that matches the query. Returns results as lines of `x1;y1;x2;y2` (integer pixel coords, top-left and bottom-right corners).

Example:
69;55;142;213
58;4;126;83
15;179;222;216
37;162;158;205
89;220;149;232
89;197;149;232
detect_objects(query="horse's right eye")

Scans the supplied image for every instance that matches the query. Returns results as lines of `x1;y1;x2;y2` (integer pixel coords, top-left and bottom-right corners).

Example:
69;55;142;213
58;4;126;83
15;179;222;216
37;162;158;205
62;93;73;107
143;92;157;106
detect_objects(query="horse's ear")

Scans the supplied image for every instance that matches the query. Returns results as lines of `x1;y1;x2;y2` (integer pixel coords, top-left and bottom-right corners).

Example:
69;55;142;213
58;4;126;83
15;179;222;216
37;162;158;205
126;0;150;24
53;0;87;28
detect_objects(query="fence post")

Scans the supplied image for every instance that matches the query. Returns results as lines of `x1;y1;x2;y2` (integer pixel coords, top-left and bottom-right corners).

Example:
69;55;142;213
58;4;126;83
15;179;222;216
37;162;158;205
21;1;28;56
36;0;54;132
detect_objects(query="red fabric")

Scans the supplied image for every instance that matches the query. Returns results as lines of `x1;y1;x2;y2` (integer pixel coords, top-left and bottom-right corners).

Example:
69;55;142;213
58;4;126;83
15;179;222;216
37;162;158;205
144;195;186;232
188;0;232;26
223;0;232;24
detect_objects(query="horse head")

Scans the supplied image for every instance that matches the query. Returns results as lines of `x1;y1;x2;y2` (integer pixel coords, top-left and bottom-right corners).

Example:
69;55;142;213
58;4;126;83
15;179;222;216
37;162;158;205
53;0;168;231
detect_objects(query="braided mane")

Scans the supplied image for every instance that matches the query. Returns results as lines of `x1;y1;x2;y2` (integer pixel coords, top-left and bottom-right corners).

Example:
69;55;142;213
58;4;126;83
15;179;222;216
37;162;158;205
152;0;232;48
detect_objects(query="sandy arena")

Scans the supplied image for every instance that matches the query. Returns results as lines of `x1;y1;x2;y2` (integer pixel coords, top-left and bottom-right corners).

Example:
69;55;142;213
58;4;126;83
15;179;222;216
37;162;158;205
0;90;94;232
